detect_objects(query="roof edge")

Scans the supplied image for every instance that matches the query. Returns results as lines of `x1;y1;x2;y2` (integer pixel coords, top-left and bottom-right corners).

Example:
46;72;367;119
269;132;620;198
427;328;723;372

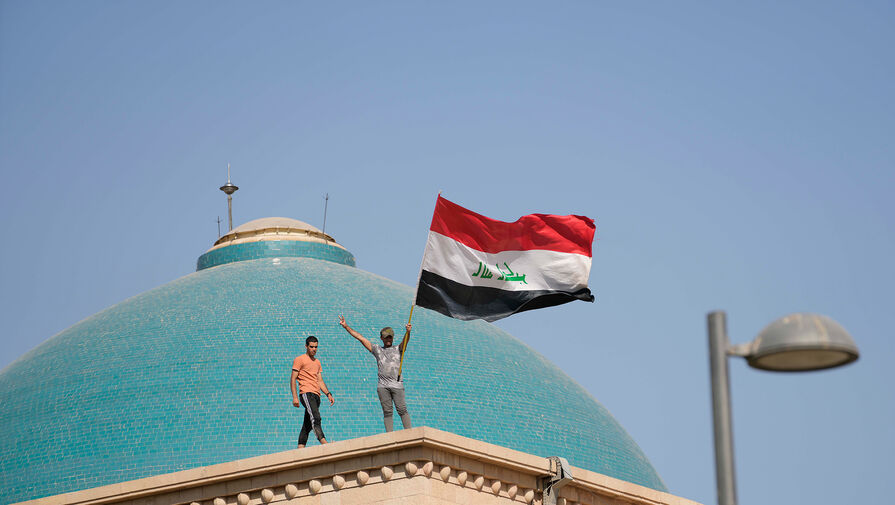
15;427;692;505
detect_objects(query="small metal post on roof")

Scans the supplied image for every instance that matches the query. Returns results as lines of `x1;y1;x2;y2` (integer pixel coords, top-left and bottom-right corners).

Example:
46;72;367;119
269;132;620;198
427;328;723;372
219;163;239;232
322;193;330;240
216;216;222;238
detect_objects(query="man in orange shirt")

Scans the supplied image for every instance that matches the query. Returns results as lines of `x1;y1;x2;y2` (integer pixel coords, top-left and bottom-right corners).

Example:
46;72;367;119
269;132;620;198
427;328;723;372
290;336;335;448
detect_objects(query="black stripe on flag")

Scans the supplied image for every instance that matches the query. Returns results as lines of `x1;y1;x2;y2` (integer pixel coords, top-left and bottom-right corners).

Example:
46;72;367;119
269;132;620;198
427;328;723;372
415;270;594;322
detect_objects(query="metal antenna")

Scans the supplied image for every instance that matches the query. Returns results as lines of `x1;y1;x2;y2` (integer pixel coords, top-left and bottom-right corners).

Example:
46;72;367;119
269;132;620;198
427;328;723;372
219;163;239;232
216;216;222;238
322;193;330;239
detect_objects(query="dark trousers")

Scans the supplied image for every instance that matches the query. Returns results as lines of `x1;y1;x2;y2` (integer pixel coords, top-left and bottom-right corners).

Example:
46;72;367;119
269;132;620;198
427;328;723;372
298;392;325;445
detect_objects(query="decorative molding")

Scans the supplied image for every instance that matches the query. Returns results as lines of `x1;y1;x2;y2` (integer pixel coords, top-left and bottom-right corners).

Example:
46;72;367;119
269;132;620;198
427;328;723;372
195;458;542;505
17;428;699;505
524;489;536;504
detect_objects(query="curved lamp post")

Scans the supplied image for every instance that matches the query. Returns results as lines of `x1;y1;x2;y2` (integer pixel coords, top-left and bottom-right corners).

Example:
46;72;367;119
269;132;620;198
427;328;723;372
708;311;859;505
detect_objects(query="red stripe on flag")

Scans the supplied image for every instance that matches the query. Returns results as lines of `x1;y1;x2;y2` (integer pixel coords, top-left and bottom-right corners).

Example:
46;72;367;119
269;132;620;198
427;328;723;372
429;196;595;256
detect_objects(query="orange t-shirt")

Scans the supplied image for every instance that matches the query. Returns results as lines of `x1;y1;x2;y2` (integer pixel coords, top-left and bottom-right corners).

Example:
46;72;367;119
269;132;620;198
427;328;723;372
292;354;322;395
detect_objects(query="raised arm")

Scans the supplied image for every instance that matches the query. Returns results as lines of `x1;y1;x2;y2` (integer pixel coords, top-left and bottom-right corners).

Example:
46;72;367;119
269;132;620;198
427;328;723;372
339;315;373;352
399;323;412;353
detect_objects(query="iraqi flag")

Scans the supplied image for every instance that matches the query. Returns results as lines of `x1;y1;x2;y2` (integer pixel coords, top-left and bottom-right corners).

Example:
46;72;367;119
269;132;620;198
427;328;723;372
414;196;595;322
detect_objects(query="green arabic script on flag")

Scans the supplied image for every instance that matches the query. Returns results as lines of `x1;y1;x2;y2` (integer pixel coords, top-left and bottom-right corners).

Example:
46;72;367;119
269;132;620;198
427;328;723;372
471;261;528;284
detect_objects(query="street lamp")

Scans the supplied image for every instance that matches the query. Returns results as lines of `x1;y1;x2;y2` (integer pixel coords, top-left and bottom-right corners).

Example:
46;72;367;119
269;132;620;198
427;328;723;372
707;311;859;505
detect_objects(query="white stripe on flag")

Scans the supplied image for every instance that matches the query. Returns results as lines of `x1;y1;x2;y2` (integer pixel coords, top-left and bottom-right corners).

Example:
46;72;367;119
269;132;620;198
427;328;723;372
420;231;592;293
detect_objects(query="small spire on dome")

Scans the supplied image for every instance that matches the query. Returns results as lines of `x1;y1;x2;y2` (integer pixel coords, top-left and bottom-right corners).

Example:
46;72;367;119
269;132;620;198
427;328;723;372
219;163;239;232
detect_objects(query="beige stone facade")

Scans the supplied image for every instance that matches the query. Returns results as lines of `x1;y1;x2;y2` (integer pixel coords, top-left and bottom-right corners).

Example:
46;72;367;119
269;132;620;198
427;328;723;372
17;427;700;505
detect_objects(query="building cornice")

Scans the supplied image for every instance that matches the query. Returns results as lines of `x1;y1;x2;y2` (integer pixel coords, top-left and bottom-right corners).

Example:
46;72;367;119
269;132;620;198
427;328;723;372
16;427;700;505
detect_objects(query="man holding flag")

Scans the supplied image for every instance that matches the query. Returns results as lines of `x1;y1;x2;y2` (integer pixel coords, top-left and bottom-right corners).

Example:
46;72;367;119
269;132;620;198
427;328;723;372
337;196;592;432
338;315;413;432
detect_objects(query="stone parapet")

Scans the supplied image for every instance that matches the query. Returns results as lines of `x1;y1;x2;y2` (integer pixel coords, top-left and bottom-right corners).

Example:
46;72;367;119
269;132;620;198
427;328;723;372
15;427;699;505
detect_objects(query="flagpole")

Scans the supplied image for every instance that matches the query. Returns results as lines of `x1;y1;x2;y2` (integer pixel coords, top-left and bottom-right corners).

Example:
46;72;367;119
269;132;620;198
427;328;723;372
399;192;440;380
397;304;414;380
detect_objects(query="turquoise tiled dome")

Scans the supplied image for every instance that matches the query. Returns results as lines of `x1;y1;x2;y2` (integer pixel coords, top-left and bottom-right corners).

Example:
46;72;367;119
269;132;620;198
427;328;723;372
0;223;665;503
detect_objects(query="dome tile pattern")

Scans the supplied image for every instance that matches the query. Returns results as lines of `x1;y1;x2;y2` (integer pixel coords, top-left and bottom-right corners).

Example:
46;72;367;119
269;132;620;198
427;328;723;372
197;240;355;270
0;245;664;503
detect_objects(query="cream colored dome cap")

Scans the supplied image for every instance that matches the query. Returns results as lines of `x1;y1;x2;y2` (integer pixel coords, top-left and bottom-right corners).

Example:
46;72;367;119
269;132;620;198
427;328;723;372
209;217;344;251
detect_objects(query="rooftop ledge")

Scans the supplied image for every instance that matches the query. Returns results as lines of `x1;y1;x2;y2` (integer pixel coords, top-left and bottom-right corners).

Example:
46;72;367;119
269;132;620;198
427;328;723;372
16;427;700;505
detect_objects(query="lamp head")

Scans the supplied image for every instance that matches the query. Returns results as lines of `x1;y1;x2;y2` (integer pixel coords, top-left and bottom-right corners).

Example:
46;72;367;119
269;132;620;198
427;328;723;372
747;313;859;372
219;182;239;195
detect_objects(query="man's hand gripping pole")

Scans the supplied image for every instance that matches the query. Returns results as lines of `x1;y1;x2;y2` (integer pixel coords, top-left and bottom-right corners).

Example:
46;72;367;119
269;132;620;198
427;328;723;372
397;304;413;381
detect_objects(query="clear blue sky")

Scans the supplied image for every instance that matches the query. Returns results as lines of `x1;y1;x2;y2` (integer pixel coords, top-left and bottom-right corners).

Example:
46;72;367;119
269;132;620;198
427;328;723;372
1;2;892;504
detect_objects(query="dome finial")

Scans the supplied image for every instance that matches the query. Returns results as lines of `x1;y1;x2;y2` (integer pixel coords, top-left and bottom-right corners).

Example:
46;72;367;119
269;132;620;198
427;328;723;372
219;163;239;231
